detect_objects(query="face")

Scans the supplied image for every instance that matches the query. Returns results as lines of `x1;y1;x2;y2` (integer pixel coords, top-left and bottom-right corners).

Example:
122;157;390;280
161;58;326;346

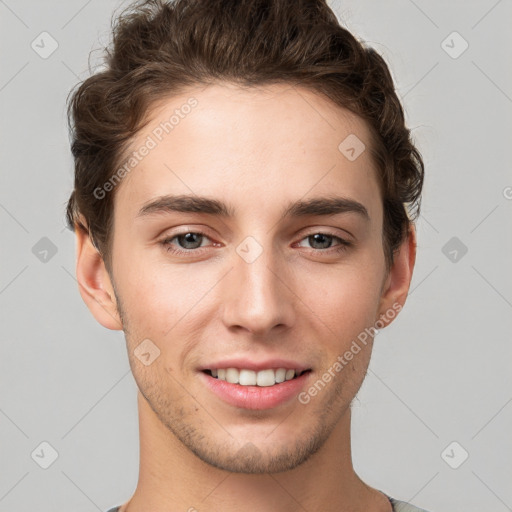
90;82;408;473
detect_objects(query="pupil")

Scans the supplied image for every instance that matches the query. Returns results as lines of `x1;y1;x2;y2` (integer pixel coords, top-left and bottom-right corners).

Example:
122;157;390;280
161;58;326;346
180;233;201;249
310;233;330;249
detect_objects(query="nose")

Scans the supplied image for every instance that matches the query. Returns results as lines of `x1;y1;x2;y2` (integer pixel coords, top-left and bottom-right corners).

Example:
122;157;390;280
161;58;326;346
220;239;296;337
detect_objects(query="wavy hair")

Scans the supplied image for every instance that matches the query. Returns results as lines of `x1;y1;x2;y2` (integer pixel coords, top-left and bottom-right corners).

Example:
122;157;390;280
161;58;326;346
65;0;424;273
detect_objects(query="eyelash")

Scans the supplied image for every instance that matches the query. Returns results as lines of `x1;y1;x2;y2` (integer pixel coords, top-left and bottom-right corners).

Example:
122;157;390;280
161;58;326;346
160;230;352;256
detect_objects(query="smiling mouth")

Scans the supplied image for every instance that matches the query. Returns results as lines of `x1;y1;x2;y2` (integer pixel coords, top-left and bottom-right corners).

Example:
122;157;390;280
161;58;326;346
202;368;312;387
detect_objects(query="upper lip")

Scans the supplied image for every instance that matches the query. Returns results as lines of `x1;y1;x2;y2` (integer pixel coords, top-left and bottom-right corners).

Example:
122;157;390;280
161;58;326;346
199;358;311;373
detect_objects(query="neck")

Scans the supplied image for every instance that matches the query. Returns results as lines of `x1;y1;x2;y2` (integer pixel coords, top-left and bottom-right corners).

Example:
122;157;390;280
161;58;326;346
120;391;391;512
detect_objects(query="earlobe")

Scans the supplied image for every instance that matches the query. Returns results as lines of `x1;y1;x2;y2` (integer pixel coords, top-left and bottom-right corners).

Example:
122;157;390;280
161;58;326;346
376;223;417;329
75;227;123;330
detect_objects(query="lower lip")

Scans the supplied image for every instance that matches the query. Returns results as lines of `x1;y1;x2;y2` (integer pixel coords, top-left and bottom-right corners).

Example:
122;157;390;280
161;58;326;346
199;371;311;410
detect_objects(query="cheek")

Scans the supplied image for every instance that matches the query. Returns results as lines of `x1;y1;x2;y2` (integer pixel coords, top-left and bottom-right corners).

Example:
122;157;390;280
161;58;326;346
123;278;180;337
113;235;384;345
299;263;382;340
114;251;216;343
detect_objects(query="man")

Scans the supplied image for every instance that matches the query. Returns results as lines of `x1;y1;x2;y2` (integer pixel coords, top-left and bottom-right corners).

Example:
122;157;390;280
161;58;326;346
66;0;430;510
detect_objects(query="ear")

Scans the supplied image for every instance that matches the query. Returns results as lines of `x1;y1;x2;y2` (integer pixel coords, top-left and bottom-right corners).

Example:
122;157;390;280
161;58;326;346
74;226;123;330
376;223;417;328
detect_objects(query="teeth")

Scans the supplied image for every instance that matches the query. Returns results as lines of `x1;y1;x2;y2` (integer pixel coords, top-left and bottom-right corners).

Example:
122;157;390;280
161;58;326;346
285;369;295;380
239;369;257;385
225;367;239;384
210;367;302;386
275;368;286;383
256;369;275;387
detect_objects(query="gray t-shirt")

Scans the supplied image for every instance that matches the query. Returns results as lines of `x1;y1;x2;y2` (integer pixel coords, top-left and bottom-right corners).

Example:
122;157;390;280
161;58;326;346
105;494;431;511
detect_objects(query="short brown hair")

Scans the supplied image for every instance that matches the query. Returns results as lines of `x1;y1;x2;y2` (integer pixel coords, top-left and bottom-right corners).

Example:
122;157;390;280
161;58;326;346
65;0;424;274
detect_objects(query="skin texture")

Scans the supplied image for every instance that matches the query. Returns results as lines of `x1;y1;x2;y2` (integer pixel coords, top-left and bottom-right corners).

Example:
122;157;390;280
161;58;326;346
75;82;416;512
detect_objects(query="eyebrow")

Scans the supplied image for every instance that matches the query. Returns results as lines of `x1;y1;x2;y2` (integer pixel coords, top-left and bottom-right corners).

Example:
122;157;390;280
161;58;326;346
136;194;370;222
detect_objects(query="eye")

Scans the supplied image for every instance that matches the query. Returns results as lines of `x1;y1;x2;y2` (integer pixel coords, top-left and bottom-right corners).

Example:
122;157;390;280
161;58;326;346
296;232;351;253
160;230;351;257
161;231;214;255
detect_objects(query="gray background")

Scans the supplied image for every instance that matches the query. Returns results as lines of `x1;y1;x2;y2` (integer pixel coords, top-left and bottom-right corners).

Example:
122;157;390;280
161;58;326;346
1;0;511;511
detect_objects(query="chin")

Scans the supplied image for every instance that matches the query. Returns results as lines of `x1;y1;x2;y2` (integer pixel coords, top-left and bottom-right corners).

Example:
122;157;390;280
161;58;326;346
183;428;329;474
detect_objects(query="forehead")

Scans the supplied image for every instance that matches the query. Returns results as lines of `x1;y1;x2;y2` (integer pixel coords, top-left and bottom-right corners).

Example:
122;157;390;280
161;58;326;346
114;82;381;223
